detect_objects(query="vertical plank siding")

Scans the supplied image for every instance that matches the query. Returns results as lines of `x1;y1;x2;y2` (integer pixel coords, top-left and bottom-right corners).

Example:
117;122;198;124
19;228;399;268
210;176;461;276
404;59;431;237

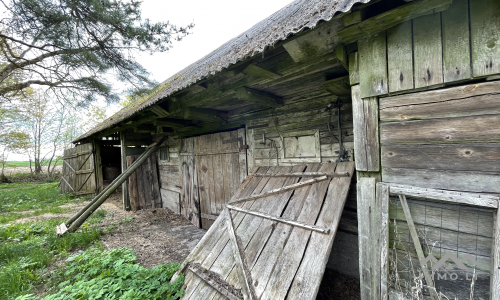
387;21;414;93
126;153;162;211
60;143;97;197
359;32;388;98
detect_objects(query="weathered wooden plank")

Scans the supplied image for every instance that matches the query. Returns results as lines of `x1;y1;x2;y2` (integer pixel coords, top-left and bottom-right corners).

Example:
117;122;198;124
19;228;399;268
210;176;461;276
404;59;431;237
181;137;201;228
352;85;380;171
492;210;500;300
470;0;500;77
442;0;471;82
380;80;500;109
387;21;414;93
250;172;349;178
287;162;355;300
357;177;375;300
378;183;389;300
398;194;438;300
237;128;247;185
127;156;138;211
120;132;129;210
380;93;500;122
160;188;180;214
413;13;443;89
382;167;500;193
136;160;147;210
349;52;359;85
380;114;500;144
381;143;500;173
359;32;388;98
187;266;241;300
150;153;161;208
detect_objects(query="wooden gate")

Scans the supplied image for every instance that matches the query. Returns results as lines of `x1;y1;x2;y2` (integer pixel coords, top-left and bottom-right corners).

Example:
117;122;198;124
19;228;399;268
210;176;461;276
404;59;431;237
60;143;97;196
172;162;355;300
180;137;201;228
195;128;247;229
127;153;162;211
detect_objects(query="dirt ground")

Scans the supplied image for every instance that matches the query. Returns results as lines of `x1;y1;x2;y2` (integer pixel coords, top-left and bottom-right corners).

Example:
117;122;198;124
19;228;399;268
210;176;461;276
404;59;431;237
13;187;360;299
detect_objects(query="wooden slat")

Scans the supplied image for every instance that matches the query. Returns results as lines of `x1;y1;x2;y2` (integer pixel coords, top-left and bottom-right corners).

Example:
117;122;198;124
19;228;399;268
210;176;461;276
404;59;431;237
357;177;375;300
229;176;328;205
352;85;380;172
359;32;388;98
136;160;146;210
120;132;129;210
382;167;500;194
442;0;471;82
387;183;499;208
378;183;389;300
387;21;414;93
237;128;247;185
62;150;92;159
187;265;241;300
63;160;76;173
61;176;75;192
380;80;500;109
287;162;355;299
181;137;201;227
381;143;500;172
201;213;219;221
413;13;443;89
226;204;330;234
470;0;500;77
398;194;438;300
380;114;500;144
249;172;349;178
492;210;500;299
380;92;500;122
225;208;256;300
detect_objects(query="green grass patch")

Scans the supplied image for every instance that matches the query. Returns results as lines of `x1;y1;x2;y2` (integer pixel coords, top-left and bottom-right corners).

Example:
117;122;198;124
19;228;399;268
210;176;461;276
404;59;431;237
20;247;185;300
4;161;63;168
0;213;24;224
0;183;81;213
0;219;102;300
87;209;107;224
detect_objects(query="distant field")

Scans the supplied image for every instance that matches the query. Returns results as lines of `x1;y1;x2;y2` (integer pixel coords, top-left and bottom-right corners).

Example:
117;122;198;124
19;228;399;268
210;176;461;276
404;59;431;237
4;160;63;168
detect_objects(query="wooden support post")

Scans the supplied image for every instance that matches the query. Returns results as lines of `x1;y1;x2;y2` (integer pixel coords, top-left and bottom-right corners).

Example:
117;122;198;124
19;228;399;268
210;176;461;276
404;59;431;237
377;183;389;300
335;45;348;70
398;194;438;300
120;131;130;210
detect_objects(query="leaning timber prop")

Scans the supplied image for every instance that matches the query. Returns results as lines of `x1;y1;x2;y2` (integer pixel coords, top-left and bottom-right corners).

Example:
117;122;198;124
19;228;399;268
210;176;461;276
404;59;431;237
56;136;168;235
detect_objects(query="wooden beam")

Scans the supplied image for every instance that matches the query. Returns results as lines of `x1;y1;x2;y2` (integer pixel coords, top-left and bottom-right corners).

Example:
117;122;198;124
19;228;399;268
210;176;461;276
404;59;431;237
174;121;244;137
348;52;359;85
229;176;328;205
250;172;350;178
120;132;130;211
150;104;169;117
153;118;197;128
183;107;229;122
398;194;438;300
386;183;499;208
133;125;158;133
323;76;351;96
339;0;453;44
335;45;348;70
235;87;283;108
342;9;366;26
242;64;281;80
226;204;330;234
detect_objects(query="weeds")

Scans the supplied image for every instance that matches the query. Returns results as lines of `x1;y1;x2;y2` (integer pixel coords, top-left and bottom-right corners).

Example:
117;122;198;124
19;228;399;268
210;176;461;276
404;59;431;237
20;248;184;300
0;219;102;299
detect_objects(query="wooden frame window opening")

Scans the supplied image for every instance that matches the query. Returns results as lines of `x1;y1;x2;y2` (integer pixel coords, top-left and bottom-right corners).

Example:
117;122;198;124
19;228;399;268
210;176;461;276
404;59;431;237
159;146;169;161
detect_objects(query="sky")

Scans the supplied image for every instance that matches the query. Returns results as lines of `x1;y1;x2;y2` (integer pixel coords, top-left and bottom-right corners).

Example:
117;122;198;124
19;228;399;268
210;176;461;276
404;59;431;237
7;0;294;162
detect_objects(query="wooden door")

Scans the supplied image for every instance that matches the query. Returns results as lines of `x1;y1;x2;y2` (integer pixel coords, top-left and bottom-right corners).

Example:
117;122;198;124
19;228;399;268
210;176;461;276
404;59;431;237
60;143;97;196
195;128;247;229
180;137;201;227
126;153;162;211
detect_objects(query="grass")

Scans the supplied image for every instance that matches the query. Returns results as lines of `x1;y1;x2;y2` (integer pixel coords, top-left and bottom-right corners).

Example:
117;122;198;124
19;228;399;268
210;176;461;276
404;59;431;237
4;161;63;168
0;182;82;214
0;219;102;300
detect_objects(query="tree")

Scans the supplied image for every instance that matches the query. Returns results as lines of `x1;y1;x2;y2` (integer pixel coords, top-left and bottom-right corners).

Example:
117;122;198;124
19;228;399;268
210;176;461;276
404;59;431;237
0;0;193;106
0;130;30;180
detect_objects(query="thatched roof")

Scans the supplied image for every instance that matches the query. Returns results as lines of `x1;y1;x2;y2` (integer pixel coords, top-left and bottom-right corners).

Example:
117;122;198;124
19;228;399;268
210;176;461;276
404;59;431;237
76;0;369;142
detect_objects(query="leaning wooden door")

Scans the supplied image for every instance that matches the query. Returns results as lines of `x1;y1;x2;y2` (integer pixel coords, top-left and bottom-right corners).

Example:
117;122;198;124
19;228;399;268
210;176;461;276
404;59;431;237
60;143;97;196
126;153;162;211
180;137;201;228
195;128;247;229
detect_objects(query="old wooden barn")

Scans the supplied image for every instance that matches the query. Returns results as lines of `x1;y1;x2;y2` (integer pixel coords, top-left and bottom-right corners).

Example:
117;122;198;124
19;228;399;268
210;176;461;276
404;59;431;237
62;0;500;298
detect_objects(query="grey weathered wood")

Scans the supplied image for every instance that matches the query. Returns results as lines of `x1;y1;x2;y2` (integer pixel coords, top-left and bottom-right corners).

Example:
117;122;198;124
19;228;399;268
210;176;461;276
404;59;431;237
160;188;180;214
413;13;443;89
442;0;471;82
380;114;500;144
387;183;499;208
249;172;349;178
381;143;500;173
187;265;241;300
323;76;351;96
352;85;379;172
180;137;201;228
398;194;438;300
359;32;388;98
243;64;281;80
380;80;500;110
226;204;330;234
349;52;359;85
357;177;375;299
380;92;500;122
492;210;500;300
237;128;247;185
470;0;500;77
378;183;389;300
228;176;328;205
382;167;500;194
225;208;256;300
127;156;139;211
387;21;414;93
335;45;348;71
236;87;283;108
